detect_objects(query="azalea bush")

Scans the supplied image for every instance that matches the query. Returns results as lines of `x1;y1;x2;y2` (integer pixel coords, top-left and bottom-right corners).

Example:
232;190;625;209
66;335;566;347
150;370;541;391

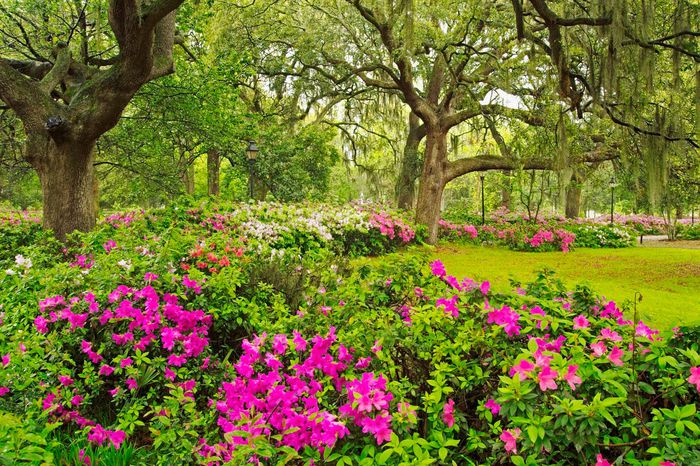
1;200;699;465
287;254;700;465
564;224;636;248
438;220;576;252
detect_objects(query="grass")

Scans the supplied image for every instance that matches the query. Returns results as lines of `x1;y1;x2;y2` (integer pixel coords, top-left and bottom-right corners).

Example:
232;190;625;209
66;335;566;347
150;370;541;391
431;243;700;330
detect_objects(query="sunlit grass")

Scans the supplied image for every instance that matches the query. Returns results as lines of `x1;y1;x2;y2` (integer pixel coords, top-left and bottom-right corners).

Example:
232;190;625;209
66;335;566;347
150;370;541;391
429;243;700;330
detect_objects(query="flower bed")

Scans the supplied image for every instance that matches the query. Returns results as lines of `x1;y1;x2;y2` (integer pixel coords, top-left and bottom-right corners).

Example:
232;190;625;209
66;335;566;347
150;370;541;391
0;201;698;465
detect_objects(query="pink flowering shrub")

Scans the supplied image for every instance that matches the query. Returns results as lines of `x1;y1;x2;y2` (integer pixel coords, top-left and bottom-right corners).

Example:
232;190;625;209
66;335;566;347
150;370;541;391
199;328;398;463
291;254;700;464
439;220;577;252
1;200;698;465
23;280;215;459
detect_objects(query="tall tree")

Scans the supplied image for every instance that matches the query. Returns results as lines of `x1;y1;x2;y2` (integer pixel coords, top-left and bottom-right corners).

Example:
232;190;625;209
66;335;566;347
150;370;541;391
0;0;186;238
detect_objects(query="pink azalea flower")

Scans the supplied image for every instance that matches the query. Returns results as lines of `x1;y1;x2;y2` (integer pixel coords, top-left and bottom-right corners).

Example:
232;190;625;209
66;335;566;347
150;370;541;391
590;341;607;357
1;354;9;366
120;357;133;368
537;365;558;391
509;359;535;380
480;281;490;295
292;330;307;351
608;346;624;366
58;375;74;387
99;365;114;376
371;340;382;353
442;399;455;427
430;260;446;278
595;454;611;466
660;462;676;466
484;399;501;415
79;449;92;466
164;367;176;381
355;357;371;369
572;315;590;329
688;367;700;392
500;428;520;454
272;334;288;355
600;328;623;342
436;295;460;318
125;378;138;390
487;305;521;336
0;387;9;397
71;395;84;406
564;365;582;390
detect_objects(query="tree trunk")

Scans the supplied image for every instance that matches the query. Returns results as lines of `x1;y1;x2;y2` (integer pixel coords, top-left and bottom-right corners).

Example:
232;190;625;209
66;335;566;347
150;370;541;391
565;182;582;218
415;128;448;244
207;150;221;196
501;170;512;210
396;113;423;210
181;165;195;194
34;139;97;240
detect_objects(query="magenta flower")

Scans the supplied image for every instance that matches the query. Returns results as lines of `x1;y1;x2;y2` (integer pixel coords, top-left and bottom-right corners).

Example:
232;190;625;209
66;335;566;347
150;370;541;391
355;357;371;369
79;449;92;466
125;378;138;390
58;375;74;387
484;399;501;415
500;428;520;454
272;334;288;355
1;354;9;367
0;387;9;397
120;357;133;368
564;365;582;390
510;360;535;380
164;367;176;381
487;305;521;336
537;365;558;391
595;454;611;466
590;341;607;357
608;346;624;366
371;340;382;353
660;462;676;466
480;281;490;295
688;367;700;392
430;260;446;278
436;295;459;318
292;330;308;351
442;399;455;427
572;315;590;329
71;395;84;406
600;328;623;342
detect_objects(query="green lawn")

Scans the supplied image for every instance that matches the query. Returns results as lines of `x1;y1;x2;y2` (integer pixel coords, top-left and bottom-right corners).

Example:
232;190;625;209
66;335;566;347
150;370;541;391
431;243;700;330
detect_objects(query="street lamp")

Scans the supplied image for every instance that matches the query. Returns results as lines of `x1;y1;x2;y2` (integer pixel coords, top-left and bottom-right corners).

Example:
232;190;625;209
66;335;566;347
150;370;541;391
245;141;259;199
480;174;486;225
609;176;617;224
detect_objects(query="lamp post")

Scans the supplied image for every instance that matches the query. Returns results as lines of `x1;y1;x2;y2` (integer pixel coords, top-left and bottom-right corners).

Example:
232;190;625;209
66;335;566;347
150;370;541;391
609;176;617;224
245;141;259;199
480;174;486;225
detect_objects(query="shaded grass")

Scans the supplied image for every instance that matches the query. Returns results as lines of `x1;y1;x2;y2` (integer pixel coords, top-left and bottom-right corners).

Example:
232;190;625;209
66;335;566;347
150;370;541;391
431;243;700;330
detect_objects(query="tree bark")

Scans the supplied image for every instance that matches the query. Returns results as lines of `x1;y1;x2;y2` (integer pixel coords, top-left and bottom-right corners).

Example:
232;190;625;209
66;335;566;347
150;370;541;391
182;165;195;194
396;113;424;210
207;149;221;196
415;127;448;244
33;138;97;239
565;181;582;218
501;170;513;209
